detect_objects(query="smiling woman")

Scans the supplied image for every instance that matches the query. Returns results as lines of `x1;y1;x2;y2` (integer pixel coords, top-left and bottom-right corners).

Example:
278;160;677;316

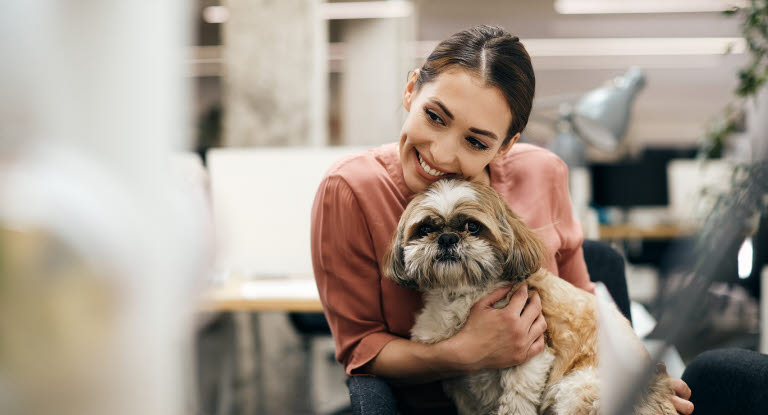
400;68;513;193
398;25;535;195
310;25;691;415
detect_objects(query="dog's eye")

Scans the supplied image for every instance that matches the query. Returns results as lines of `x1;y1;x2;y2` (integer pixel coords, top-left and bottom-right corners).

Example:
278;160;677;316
465;221;481;235
417;225;433;238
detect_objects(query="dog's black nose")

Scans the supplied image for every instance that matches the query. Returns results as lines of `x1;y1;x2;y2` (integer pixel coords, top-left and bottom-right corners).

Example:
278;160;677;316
438;233;459;247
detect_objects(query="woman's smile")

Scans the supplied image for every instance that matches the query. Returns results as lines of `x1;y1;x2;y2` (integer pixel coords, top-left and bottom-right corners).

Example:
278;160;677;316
415;149;449;179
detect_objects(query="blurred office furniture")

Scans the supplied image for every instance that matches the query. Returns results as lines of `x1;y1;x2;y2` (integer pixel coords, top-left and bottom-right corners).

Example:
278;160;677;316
666;158;746;287
590;148;701;265
207;147;362;277
667;158;733;227
205;146;363;414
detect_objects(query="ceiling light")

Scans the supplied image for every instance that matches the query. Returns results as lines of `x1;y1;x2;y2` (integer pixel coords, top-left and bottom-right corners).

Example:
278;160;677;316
321;1;413;20
202;6;229;24
414;38;744;59
555;0;746;14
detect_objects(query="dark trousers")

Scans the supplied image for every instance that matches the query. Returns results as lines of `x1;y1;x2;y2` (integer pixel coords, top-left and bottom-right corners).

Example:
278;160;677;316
583;239;632;324
682;348;768;415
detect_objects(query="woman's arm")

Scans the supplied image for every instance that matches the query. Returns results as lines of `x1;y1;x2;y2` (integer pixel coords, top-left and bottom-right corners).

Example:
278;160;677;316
550;156;595;293
366;285;548;383
312;175;397;374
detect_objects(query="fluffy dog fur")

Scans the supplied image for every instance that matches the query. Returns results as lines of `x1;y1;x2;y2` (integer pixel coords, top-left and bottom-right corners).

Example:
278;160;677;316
382;179;676;415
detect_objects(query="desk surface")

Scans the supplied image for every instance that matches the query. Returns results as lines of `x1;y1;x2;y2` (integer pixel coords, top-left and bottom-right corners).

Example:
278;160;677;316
201;275;323;312
202;224;696;312
598;223;695;240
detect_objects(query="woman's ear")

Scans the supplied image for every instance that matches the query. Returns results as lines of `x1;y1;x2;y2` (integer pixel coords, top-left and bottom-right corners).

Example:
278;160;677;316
403;69;420;112
492;132;520;162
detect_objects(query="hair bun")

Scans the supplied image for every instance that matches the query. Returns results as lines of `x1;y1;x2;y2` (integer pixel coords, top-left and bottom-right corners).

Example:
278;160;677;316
511;36;520;42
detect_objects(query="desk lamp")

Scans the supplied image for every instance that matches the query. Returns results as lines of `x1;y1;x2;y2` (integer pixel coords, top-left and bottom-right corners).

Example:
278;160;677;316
547;67;647;166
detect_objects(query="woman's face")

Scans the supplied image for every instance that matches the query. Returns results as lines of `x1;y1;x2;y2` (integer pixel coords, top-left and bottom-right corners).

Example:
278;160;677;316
399;68;520;194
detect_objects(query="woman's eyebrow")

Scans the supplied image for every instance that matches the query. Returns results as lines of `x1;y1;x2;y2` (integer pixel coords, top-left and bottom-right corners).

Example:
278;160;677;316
430;98;499;140
430;99;454;120
469;127;498;141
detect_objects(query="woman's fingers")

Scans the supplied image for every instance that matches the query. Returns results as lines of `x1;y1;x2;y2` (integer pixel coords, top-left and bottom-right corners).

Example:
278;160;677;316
669;376;692;400
526;333;546;362
670;395;694;415
529;312;547;336
505;283;529;315
520;290;543;322
476;285;514;309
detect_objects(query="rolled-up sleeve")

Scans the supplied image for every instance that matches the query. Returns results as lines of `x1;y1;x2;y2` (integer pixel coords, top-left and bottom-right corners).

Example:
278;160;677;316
550;158;595;294
311;175;400;375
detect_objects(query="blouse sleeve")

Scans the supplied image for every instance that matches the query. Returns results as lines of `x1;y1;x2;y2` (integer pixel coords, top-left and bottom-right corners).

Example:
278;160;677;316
311;175;401;375
550;157;596;293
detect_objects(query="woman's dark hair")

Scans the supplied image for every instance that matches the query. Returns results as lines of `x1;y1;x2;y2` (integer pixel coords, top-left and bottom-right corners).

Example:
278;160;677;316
415;25;535;145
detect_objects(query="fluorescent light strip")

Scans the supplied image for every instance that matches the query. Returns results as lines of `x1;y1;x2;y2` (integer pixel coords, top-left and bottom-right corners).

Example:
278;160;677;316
414;38;745;58
321;1;413;20
554;0;746;14
202;6;229;24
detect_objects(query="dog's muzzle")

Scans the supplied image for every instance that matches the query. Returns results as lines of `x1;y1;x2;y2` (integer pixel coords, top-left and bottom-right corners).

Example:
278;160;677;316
436;232;460;262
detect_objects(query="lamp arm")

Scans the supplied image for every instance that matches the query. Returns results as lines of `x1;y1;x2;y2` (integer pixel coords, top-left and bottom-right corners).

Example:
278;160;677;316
532;93;584;111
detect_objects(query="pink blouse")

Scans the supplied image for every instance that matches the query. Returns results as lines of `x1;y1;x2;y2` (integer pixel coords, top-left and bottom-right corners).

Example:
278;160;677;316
310;142;593;409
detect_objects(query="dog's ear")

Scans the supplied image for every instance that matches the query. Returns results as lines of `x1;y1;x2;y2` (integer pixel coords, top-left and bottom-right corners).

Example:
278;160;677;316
381;226;416;289
501;206;546;282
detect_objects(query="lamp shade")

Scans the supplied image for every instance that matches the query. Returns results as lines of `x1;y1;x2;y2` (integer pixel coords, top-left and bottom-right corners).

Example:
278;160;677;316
572;67;646;152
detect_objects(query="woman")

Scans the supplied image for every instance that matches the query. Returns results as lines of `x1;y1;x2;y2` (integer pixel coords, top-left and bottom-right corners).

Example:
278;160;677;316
310;25;692;414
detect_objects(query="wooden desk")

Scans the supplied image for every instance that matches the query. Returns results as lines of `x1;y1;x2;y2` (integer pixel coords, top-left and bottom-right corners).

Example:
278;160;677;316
598;224;696;240
199;275;324;413
201;275;323;312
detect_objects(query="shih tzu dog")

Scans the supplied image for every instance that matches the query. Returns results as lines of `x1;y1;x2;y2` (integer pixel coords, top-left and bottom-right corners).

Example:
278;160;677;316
382;179;676;415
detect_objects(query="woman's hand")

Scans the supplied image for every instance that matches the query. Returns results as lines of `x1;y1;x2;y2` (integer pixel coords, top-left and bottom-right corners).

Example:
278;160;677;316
446;283;547;373
669;376;693;414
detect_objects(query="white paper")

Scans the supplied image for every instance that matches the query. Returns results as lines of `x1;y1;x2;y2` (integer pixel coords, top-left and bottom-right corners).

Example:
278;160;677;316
240;279;319;300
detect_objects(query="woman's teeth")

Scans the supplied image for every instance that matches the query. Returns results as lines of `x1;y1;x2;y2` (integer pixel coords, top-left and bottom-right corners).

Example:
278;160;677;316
417;152;447;177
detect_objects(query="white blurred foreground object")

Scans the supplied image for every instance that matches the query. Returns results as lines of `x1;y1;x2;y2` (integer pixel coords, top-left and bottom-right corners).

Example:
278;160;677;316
761;266;768;354
596;283;653;415
0;2;205;415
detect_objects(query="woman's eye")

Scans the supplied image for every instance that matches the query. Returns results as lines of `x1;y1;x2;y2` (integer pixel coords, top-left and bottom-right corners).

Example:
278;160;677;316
417;225;433;237
466;136;488;150
424;108;445;125
466;221;481;234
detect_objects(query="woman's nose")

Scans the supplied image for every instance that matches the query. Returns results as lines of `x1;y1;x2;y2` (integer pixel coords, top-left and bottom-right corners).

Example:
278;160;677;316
430;139;458;167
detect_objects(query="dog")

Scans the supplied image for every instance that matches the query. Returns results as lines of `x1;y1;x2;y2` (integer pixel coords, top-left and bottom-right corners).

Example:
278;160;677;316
382;179;676;415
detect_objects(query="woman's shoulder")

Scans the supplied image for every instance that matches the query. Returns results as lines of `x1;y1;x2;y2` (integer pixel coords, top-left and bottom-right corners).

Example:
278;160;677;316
496;143;568;180
506;143;565;164
319;143;402;196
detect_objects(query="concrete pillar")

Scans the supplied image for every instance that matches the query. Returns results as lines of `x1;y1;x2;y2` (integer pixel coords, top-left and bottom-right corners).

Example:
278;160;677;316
339;16;414;146
221;0;327;147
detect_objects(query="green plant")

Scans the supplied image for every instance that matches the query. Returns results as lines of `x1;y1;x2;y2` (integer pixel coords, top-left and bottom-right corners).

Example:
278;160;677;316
701;0;768;158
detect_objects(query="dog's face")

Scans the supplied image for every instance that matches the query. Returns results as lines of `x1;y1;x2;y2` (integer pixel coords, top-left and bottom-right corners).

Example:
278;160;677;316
383;179;545;292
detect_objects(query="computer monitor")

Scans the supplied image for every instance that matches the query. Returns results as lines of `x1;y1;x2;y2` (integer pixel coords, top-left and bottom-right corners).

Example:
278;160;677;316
589;148;697;208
